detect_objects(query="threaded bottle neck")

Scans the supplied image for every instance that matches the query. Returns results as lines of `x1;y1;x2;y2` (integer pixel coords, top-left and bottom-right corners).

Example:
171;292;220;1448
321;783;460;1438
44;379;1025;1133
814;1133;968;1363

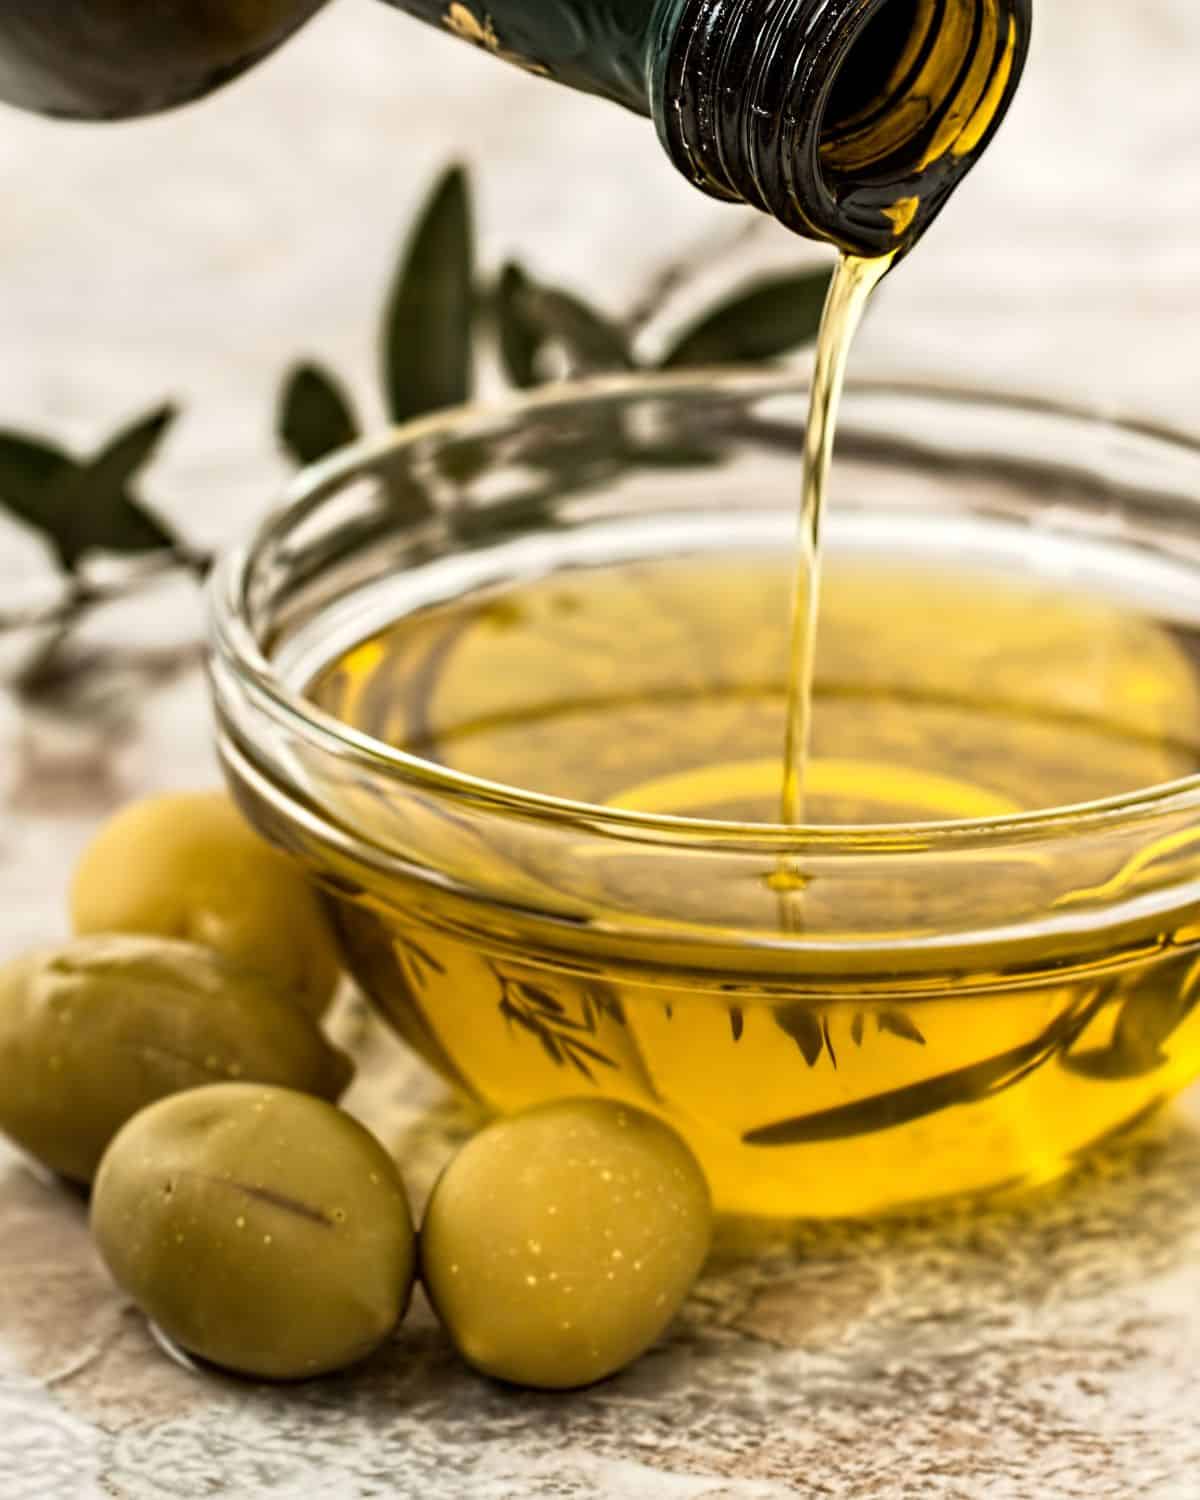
654;0;1032;258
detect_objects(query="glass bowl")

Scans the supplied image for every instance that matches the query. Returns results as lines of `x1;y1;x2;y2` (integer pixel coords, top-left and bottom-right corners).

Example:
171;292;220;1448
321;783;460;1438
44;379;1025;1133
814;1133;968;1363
209;374;1200;1219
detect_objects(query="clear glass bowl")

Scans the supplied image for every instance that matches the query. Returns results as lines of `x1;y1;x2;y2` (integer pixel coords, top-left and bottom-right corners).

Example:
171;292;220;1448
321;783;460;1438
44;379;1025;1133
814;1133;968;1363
209;375;1200;1218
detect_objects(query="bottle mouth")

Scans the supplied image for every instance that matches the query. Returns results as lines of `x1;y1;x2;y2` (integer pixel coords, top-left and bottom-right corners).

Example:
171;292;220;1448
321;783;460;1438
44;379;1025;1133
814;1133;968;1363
656;0;1032;258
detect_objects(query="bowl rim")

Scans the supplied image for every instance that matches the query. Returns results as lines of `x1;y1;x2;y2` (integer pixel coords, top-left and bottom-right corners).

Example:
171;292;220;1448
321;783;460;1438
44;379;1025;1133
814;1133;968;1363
210;369;1200;857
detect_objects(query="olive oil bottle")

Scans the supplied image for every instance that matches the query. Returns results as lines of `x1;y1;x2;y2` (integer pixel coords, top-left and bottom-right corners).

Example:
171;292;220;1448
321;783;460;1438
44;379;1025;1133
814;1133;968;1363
0;0;1030;257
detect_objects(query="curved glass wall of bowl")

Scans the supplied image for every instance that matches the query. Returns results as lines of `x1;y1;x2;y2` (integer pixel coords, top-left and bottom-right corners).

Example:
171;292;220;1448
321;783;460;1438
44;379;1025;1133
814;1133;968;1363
212;376;1200;1218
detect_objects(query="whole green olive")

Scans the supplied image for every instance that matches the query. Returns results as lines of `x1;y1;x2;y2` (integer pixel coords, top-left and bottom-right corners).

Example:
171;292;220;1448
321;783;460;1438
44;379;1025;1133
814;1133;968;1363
92;1083;415;1381
0;936;352;1184
421;1099;712;1390
71;790;340;1019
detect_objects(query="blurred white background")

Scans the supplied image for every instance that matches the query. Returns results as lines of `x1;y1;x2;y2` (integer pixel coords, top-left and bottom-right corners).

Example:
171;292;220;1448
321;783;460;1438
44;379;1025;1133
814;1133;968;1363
0;0;1197;552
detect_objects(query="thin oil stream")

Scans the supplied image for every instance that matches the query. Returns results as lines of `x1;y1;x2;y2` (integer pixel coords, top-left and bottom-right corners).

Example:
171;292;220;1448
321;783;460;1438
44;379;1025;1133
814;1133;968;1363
780;251;896;828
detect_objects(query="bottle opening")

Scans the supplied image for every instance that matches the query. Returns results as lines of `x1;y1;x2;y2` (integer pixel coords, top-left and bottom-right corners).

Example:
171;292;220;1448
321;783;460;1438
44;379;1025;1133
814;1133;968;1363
824;0;926;135
818;0;1025;247
656;0;1032;258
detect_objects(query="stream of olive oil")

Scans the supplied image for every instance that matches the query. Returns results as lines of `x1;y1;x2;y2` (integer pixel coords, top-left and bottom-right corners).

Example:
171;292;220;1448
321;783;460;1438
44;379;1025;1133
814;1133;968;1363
781;250;895;825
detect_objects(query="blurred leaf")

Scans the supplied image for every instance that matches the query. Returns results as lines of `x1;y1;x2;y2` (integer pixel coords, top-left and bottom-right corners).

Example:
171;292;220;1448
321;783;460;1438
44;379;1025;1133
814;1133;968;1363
877;1010;926;1046
527;286;633;375
279;362;360;465
50;404;180;566
495;262;541;388
660;268;833;368
0;410;177;570
775;1005;826;1068
0;433;76;564
382;164;474;424
495;262;633;384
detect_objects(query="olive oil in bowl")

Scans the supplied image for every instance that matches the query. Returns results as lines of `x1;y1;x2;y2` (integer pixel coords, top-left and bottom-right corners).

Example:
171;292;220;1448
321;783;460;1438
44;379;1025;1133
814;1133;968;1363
300;529;1200;1216
210;375;1200;1217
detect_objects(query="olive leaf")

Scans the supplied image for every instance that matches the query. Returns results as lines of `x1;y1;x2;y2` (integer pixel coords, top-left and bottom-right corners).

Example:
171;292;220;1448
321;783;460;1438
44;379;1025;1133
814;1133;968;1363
495;262;542;388
774;1005;827;1068
660;268;834;368
279;362;360;465
382;164;475;424
495;260;633;382
0;433;75;553
492;964;618;1084
877;1010;926;1046
55;405;179;562
525;285;634;375
0;407;178;570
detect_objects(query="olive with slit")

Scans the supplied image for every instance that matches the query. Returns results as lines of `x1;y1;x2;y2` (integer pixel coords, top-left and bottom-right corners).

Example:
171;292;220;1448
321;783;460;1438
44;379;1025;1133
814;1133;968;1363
0;935;353;1184
421;1098;713;1389
91;1083;415;1380
71;790;341;1019
0;2;329;120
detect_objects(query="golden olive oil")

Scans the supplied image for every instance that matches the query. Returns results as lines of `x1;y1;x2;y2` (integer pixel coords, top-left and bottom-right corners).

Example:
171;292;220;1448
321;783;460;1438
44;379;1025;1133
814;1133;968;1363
308;551;1200;1216
782;252;894;824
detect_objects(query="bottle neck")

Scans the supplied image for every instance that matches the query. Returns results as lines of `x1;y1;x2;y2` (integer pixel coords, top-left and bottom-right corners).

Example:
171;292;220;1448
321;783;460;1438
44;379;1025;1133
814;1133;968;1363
652;0;1032;258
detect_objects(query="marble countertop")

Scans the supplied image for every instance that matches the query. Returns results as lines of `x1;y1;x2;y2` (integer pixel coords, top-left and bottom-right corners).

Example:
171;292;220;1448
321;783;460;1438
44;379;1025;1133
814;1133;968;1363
3;1;1200;1495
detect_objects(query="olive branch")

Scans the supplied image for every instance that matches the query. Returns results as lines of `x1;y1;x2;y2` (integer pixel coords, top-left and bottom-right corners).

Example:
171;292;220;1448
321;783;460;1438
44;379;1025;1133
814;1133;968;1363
0;163;831;712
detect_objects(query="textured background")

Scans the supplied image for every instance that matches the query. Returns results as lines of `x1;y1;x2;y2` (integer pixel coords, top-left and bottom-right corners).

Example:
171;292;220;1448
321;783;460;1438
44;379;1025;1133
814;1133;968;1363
3;2;1200;1495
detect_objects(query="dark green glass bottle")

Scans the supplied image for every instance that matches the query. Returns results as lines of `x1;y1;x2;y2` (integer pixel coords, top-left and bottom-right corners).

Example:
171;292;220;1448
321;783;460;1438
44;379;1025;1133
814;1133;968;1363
0;0;1031;256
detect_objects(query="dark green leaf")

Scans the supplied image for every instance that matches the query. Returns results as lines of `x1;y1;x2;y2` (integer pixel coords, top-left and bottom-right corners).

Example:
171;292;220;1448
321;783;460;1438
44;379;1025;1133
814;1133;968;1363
775;1005;825;1068
51;404;180;565
0;409;178;569
729;1006;745;1043
495;262;541;388
279;362;360;465
85;403;176;490
521;283;634;375
877;1010;926;1046
660;268;834;369
382;164;474;424
0;433;76;565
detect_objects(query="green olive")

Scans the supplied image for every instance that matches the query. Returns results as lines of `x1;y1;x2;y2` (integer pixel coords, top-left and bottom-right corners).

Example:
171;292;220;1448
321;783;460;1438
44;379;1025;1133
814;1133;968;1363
421;1099;712;1390
71;790;340;1019
0;936;353;1184
92;1083;415;1381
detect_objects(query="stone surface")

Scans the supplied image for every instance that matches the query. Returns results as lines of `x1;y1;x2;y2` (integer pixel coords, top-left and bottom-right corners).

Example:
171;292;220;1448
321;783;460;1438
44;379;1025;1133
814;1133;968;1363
3;1;1200;1495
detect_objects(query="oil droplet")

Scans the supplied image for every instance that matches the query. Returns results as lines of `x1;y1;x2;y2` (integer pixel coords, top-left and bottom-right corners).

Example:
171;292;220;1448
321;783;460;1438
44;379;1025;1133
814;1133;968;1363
235;1216;246;1230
